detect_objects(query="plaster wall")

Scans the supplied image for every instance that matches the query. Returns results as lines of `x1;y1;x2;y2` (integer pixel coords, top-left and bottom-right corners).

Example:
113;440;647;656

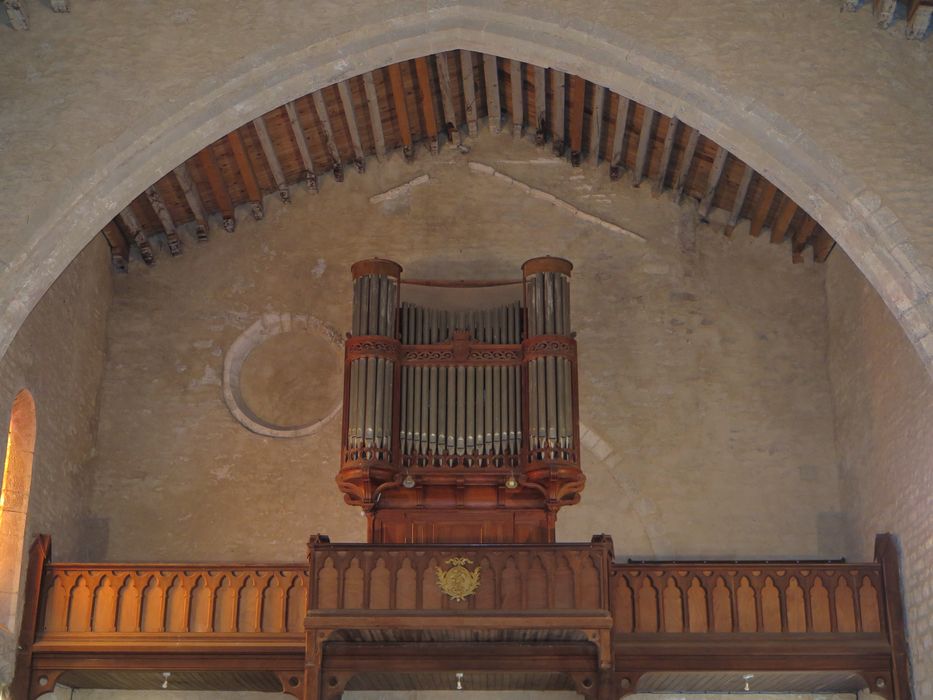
0;237;112;679
0;0;932;385
88;137;843;563
826;252;933;697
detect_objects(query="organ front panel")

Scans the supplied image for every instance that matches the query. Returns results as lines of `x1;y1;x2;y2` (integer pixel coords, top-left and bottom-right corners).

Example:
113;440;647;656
336;258;584;544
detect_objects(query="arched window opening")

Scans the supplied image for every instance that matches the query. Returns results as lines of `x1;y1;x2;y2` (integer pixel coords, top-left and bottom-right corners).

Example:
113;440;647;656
0;390;36;632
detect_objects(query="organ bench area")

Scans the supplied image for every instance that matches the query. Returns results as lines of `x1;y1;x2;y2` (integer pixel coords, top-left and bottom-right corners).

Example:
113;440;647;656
11;259;913;700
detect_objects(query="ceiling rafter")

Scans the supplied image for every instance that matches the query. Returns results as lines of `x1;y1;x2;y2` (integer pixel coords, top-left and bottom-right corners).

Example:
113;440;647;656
99;51;834;270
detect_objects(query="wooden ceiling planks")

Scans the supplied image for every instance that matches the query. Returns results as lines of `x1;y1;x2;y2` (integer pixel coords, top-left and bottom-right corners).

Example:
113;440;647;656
100;51;831;270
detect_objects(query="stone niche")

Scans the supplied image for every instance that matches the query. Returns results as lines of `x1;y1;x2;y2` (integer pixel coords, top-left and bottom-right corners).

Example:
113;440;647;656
223;312;343;438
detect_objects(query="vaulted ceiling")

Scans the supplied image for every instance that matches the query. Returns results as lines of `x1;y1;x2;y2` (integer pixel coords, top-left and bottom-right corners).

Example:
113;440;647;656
101;51;838;273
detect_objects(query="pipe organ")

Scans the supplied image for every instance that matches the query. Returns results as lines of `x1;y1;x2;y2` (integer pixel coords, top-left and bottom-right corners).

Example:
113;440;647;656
338;257;583;544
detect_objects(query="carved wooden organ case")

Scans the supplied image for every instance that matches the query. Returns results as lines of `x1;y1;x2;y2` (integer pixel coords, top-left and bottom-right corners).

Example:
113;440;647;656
337;257;583;544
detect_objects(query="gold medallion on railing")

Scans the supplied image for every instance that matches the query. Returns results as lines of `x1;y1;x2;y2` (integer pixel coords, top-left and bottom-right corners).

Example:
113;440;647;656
435;557;481;601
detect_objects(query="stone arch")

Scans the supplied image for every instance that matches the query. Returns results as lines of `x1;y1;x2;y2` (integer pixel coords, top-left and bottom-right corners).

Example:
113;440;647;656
1;4;929;378
0;389;37;631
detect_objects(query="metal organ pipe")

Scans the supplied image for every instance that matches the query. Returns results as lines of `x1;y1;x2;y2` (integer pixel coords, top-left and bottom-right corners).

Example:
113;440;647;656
347;260;401;457
522;257;575;459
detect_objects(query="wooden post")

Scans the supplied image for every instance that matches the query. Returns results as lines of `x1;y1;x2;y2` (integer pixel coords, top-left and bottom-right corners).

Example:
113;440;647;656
874;534;913;700
11;535;51;700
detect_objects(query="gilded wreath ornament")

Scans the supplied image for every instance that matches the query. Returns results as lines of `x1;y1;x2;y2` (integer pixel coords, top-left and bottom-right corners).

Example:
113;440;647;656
435;557;481;601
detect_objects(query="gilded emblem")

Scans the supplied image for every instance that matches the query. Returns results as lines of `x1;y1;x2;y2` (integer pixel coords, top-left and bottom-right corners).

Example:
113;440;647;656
435;557;481;601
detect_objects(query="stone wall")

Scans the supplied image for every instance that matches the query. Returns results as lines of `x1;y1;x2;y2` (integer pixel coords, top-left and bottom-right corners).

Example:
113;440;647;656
88;136;843;563
0;236;112;680
827;252;933;698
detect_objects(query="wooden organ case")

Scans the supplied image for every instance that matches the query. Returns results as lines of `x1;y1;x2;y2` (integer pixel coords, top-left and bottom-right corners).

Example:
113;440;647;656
338;257;583;544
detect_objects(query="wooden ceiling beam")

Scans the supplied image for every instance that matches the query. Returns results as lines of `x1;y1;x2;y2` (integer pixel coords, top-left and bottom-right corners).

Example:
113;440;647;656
387;63;415;162
749;180;778;237
533;66;547;146
698;145;729;221
632;107;655;187
252;116;290;203
459;51;479;138
284;101;319;192
551;70;566;156
227;130;264;219
361;72;387;162
311;90;345;181
101;222;129;273
769;197;798;244
119;205;154;265
197;146;236;232
906;0;933;38
414;57;439;154
588;85;606;165
873;0;898;27
724;164;754;237
172;163;209;242
791;216;818;264
510;60;524;139
145;184;182;256
568;75;586;166
671;126;700;203
336;80;367;172
4;1;28;30
435;53;459;142
609;95;631;181
483;54;501;135
813;228;836;262
652;116;679;198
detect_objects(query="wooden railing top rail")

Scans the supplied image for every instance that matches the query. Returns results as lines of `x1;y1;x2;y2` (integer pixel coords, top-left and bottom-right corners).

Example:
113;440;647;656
44;563;307;571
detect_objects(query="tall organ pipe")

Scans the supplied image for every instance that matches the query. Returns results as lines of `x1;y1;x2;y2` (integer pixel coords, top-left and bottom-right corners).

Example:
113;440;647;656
522;257;574;456
348;260;401;455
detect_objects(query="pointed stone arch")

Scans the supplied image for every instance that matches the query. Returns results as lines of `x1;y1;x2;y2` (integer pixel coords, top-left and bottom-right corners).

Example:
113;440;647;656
0;4;930;381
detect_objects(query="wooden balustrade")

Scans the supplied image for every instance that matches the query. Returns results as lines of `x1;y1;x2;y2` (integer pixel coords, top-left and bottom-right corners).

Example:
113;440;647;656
308;539;612;613
38;564;307;638
611;562;886;636
11;535;911;700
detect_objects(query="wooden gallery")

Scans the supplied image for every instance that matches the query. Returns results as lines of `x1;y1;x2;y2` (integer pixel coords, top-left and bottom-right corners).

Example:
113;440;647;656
10;258;912;699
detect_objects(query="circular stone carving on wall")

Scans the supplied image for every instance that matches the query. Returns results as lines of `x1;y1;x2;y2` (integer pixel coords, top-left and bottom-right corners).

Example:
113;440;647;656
223;313;343;438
